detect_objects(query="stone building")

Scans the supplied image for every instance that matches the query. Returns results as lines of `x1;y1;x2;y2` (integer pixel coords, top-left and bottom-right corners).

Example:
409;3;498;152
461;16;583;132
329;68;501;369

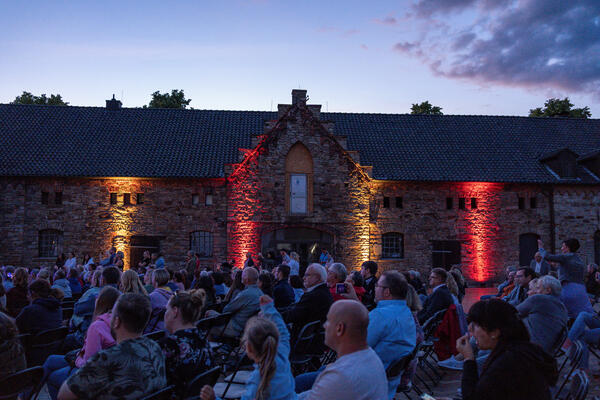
1;90;600;283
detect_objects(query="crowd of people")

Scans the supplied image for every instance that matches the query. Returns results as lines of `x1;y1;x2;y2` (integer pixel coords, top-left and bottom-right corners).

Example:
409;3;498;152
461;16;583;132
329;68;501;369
0;237;598;399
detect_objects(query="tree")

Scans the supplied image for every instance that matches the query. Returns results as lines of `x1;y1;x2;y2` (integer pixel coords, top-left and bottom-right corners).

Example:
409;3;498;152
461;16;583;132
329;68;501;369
145;89;192;109
529;97;591;119
12;91;69;106
410;101;443;115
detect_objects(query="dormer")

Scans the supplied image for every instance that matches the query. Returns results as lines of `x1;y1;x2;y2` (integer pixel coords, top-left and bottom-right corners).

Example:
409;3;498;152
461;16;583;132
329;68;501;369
578;150;600;179
539;148;579;179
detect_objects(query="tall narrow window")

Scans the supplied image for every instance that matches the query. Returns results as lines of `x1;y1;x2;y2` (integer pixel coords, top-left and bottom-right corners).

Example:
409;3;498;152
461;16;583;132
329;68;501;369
55;192;63;205
458;198;466;210
41;192;49;205
39;229;63;258
192;194;200;205
471;198;477;209
530;197;537;209
110;193;117;205
205;194;213;206
123;193;131;205
382;233;404;258
190;231;213;257
518;197;525;210
136;193;144;204
446;197;453;210
396;197;403;208
285;142;313;215
383;197;390;208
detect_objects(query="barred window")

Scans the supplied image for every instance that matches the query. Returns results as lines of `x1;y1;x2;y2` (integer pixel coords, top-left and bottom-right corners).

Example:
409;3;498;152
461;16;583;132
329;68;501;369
190;231;213;257
39;229;63;258
382;232;404;259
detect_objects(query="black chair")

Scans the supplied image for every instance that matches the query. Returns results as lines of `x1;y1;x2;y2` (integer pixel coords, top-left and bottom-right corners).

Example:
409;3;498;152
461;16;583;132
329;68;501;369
26;327;69;366
62;307;74;322
140;385;175;400
555;340;584;399
387;348;422;400
564;369;589;400
0;366;43;400
61;300;75;308
184;367;221;398
146;308;167;333
197;312;233;339
289;320;323;375
144;330;166;341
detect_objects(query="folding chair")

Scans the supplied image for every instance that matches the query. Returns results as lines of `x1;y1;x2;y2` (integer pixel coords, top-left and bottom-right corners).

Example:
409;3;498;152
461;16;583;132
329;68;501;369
289;320;323;375
144;330;166;341
184;367;222;398
139;385;175;400
387;347;421;400
62;307;74;322
555;340;584;399
565;369;589;400
26;327;69;366
0;366;44;400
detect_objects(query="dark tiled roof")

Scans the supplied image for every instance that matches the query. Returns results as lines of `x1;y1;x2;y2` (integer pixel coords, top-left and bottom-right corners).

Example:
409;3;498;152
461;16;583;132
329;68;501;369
1;104;599;183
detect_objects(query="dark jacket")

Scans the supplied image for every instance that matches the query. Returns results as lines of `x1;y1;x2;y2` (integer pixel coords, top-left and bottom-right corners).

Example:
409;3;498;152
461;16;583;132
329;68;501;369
273;280;295;309
417;285;453;325
362;276;377;306
529;259;551;276
462;341;557;400
285;283;332;341
6;285;29;318
16;297;63;334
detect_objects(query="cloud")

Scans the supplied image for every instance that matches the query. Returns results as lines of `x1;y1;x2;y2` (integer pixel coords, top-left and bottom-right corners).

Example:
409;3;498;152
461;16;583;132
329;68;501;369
360;44;368;50
373;16;398;26
399;0;600;97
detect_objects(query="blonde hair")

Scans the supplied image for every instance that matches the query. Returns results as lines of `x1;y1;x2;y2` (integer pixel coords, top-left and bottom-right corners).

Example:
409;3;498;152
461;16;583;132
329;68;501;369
405;284;423;312
446;272;459;298
243;316;279;400
91;269;103;287
168;289;206;323
120;270;148;295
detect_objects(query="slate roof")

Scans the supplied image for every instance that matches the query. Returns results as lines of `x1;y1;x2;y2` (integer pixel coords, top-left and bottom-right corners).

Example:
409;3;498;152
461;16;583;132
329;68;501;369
1;103;599;183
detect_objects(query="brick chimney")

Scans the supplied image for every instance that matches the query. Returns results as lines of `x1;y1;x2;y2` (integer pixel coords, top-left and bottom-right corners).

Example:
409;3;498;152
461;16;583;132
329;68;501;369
291;89;307;106
106;94;122;110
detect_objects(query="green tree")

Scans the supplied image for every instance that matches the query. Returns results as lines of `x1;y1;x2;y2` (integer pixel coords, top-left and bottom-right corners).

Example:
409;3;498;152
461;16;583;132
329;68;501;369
12;91;69;105
410;101;443;115
529;97;591;118
145;89;192;109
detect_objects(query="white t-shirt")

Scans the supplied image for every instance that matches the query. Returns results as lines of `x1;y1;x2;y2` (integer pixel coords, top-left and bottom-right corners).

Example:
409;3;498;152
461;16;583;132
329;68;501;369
299;347;387;400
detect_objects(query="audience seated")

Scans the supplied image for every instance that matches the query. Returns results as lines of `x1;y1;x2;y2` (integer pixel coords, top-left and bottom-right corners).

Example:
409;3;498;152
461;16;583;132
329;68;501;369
2;266;15;291
16;279;63;335
284;263;332;342
456;299;557;400
172;270;187;291
360;261;378;307
6;267;29;317
298;300;388;400
538;238;594;318
200;295;296;400
530;252;551;276
348;271;366;302
67;268;83;297
503;267;535;307
417;268;453;324
52;270;72;299
273;264;295;309
143;268;155;294
160;289;213;397
289;275;305;303
401;284;424;388
0;311;26;379
516;275;568;354
564;309;600;376
258;272;274;297
224;269;244;303
585;263;600;302
57;293;167;400
119;269;148;295
43;286;120;400
218;267;262;338
212;272;228;296
146;269;174;333
327;263;348;301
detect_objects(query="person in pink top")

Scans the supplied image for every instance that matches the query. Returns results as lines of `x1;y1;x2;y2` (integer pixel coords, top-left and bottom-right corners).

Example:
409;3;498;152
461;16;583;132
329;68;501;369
43;286;120;400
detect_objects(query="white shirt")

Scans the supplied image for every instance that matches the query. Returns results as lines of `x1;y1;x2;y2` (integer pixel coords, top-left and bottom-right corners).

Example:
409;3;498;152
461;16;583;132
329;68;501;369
64;257;77;269
535;261;542;274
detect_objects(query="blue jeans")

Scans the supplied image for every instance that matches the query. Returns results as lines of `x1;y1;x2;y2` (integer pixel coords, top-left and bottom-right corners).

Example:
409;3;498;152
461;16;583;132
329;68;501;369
295;366;325;393
43;355;78;400
568;312;600;369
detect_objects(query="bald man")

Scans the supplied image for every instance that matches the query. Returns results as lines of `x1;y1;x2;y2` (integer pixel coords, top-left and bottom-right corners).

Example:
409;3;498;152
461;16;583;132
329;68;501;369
298;300;387;400
220;267;262;337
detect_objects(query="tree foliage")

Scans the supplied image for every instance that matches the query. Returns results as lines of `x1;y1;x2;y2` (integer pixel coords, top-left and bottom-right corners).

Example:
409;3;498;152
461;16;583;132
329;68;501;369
529;97;591;119
410;101;443;115
12;91;69;106
145;89;192;109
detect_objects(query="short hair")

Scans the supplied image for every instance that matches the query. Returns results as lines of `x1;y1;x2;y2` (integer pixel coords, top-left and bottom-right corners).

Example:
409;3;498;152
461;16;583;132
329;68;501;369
307;263;327;282
277;264;290;278
114;293;152;334
55;270;66;280
381;270;408;299
351;271;364;287
538;275;562;297
153;269;170;287
563;238;580;253
468;299;529;343
361;261;378;276
212;272;224;285
431;268;448;281
517;267;536;280
506;266;517;272
243;267;259;284
328;263;347;282
102;266;121;285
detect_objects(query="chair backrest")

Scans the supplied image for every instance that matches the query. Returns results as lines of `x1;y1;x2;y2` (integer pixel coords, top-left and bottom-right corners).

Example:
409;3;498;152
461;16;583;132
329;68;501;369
290;320;322;357
61;300;75;308
197;312;233;339
386;345;419;379
423;309;446;339
568;369;589;400
147;308;166;332
551;325;569;357
185;367;221;398
140;385;174;400
0;366;44;400
27;327;69;366
144;330;166;341
62;307;74;321
570;340;585;367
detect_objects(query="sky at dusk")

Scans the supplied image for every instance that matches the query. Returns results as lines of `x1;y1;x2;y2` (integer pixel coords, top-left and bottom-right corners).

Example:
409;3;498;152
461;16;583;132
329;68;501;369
1;0;599;116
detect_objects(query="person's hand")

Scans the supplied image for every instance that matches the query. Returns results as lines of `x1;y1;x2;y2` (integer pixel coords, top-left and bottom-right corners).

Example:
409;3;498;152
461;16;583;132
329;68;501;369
200;385;215;400
456;333;475;361
259;295;274;306
340;281;359;300
537;239;544;249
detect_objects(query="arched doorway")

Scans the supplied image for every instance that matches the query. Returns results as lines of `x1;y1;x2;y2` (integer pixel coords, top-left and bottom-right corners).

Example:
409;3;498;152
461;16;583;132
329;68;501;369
519;233;540;267
261;227;333;275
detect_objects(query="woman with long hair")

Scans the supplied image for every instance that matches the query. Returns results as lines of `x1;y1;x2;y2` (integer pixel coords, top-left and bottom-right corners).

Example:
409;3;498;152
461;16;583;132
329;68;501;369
119;269;148;295
224;269;244;303
43;286;119;400
200;295;296;400
6;267;29;317
456;299;557;400
160;289;213;397
538;238;594;318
